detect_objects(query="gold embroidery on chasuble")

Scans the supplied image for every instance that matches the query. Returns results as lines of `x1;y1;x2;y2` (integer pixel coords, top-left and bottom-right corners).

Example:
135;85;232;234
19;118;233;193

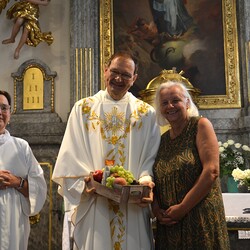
109;201;125;250
80;98;150;165
80;98;150;248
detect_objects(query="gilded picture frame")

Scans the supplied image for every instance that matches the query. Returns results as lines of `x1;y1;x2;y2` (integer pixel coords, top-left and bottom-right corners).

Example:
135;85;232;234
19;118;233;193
100;0;241;109
247;41;250;103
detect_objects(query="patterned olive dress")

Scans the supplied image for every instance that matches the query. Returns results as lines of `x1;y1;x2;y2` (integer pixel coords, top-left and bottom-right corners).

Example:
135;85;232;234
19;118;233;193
153;117;230;250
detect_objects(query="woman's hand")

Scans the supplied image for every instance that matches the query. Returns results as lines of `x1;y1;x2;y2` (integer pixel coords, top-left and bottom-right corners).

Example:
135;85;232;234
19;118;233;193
0;170;29;197
0;172;21;189
154;206;178;226
0;174;7;190
154;203;188;226
165;204;187;221
151;198;178;226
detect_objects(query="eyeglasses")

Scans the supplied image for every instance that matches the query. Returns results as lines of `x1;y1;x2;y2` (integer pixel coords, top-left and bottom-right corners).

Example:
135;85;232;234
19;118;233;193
110;69;133;81
0;104;10;113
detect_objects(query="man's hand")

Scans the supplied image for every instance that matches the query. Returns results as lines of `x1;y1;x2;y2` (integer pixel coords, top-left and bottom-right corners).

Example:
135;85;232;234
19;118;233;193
84;177;96;195
137;180;155;207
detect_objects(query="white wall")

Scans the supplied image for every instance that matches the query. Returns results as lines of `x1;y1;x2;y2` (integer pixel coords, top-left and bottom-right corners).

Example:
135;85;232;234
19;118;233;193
0;0;70;122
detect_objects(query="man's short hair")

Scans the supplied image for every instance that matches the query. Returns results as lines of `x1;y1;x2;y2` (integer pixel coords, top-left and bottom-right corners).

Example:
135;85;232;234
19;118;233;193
107;51;139;74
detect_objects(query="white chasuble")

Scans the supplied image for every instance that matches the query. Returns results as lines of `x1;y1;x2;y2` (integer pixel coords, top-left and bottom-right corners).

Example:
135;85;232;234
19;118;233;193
52;90;161;250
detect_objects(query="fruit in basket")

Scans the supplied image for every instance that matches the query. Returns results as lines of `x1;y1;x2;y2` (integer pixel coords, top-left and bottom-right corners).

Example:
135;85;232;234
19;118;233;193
105;165;135;188
131;179;140;185
113;177;127;186
93;169;103;183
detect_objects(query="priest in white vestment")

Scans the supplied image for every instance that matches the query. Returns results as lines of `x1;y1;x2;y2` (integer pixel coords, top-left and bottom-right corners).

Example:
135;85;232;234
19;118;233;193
0;90;47;250
52;51;161;250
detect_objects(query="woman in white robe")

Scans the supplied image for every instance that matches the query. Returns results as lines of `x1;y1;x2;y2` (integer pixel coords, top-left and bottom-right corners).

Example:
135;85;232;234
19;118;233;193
0;90;47;250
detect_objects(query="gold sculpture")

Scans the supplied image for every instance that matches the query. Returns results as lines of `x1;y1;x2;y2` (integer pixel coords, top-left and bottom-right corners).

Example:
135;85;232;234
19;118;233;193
1;0;53;59
139;68;201;134
139;68;201;108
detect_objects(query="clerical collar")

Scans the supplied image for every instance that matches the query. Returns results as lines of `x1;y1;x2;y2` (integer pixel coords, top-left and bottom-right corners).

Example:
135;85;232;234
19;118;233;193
104;89;130;102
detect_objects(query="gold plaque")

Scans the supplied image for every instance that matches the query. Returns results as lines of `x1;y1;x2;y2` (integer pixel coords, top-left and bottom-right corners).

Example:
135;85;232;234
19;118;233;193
23;67;44;110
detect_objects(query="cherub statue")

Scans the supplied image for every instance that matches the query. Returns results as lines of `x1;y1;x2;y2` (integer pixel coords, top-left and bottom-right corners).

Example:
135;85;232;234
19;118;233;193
0;0;53;59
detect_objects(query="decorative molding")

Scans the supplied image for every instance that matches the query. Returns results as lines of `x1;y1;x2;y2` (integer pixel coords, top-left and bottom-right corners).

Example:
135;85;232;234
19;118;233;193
11;59;57;114
196;0;241;108
74;47;94;102
100;0;113;90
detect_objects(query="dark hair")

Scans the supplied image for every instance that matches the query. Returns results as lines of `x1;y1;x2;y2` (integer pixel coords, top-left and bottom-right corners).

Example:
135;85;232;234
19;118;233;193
106;51;139;74
0;90;11;106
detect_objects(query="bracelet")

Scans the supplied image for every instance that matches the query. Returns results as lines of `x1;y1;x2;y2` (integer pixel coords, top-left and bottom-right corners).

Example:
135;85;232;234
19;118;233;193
17;177;25;190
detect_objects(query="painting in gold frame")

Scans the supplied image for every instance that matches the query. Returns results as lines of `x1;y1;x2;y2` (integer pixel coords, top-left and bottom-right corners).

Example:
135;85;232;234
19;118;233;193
247;41;250;103
100;0;240;109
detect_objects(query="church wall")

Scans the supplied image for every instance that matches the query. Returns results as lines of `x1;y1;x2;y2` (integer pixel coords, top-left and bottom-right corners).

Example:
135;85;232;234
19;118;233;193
0;0;71;122
0;1;70;249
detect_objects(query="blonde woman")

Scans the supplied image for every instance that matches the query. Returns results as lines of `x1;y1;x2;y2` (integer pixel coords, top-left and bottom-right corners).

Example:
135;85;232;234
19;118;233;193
152;81;230;249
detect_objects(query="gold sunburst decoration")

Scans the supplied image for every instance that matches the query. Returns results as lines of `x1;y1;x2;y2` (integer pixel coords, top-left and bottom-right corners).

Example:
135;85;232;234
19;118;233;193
102;107;126;135
80;97;151;164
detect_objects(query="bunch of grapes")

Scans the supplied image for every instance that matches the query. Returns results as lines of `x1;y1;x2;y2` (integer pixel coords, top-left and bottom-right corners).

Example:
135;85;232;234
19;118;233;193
105;165;135;188
105;176;116;188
